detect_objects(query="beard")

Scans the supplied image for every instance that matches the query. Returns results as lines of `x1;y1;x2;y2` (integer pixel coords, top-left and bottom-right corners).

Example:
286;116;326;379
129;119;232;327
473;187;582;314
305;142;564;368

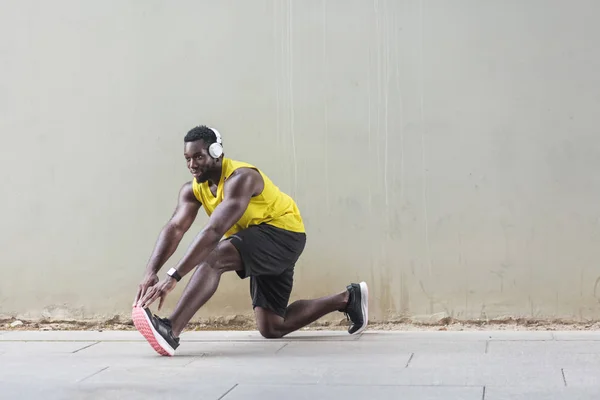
195;173;209;183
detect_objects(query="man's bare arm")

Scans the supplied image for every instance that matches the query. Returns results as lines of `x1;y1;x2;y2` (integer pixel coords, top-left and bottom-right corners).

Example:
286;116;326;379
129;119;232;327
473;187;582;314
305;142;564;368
172;169;262;277
145;182;202;275
134;182;201;306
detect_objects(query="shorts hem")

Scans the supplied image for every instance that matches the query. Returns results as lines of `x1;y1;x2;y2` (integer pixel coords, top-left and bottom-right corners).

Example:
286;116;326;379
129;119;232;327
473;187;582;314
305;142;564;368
226;235;248;279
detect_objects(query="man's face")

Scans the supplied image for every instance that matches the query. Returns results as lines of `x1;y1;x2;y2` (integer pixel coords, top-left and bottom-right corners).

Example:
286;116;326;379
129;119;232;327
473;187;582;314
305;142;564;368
184;140;217;183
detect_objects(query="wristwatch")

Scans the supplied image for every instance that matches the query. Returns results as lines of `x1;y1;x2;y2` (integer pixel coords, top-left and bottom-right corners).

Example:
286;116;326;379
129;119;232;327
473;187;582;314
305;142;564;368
167;267;182;282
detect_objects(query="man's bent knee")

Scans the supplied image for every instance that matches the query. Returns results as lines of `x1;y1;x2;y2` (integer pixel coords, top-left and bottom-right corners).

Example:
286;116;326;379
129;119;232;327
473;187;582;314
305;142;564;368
258;326;284;339
204;241;243;274
255;308;285;339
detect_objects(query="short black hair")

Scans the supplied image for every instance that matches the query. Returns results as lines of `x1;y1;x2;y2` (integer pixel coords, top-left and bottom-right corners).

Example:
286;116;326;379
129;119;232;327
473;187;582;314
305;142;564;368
184;125;217;144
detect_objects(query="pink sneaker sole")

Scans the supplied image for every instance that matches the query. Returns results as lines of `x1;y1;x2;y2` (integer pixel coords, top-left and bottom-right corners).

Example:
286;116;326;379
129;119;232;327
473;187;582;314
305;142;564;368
132;307;174;356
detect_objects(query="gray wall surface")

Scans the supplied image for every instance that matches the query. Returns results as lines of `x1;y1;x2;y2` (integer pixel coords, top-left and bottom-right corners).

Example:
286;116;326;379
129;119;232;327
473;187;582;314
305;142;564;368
2;0;600;323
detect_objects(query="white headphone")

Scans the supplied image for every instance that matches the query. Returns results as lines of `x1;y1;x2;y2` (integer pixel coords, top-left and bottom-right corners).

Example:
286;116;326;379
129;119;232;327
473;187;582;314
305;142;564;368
208;127;223;159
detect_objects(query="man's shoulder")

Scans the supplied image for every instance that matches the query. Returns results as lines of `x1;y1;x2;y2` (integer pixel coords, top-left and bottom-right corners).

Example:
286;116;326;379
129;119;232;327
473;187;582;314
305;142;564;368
226;165;262;187
178;180;195;192
225;158;261;178
223;159;264;197
176;180;202;204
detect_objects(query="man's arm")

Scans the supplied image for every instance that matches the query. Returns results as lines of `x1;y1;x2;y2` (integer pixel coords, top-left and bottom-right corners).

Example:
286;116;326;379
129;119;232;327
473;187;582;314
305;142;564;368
133;182;201;305
172;168;262;277
145;182;201;274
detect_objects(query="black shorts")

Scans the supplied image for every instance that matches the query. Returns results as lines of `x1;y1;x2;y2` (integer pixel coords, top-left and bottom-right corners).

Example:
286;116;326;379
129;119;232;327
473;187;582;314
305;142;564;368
226;223;306;318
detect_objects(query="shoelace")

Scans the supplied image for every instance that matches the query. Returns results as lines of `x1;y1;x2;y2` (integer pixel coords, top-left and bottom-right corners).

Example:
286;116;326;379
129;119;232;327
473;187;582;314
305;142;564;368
153;315;179;341
152;314;171;327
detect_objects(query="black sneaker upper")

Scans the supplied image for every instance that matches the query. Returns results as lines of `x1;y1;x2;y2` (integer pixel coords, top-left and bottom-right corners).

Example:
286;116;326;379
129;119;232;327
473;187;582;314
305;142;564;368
143;308;180;350
343;283;365;334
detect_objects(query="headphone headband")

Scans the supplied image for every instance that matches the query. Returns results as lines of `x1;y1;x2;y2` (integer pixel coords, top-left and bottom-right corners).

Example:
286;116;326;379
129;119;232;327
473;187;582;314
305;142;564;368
209;127;222;144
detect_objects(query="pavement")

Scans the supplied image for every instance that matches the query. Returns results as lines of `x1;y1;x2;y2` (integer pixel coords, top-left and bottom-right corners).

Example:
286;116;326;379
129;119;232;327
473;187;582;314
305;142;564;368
1;329;599;399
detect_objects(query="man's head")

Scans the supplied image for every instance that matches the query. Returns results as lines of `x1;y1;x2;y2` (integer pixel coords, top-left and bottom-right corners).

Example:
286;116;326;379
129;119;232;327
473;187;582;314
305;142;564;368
184;125;224;183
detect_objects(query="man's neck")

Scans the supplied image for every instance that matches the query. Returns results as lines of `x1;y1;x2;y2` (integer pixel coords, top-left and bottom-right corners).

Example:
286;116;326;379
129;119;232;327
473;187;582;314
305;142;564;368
207;161;224;186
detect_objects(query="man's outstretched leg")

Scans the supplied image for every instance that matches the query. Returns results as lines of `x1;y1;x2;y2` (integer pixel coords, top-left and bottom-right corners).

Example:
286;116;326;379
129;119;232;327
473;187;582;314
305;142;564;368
132;241;242;356
254;281;369;339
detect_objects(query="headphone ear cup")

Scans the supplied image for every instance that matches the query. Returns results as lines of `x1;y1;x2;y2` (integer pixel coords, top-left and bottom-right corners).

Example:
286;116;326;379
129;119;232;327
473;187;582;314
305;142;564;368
207;127;223;158
209;143;223;159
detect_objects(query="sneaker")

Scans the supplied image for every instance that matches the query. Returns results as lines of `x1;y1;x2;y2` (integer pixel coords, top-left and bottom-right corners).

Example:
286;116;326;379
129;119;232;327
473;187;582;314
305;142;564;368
132;306;180;356
342;281;369;334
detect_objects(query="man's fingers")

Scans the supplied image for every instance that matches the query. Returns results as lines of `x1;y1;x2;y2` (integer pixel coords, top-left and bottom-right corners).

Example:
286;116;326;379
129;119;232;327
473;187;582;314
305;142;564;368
158;293;166;311
141;287;161;308
138;282;159;307
133;286;144;307
146;292;160;308
135;287;148;307
139;287;155;308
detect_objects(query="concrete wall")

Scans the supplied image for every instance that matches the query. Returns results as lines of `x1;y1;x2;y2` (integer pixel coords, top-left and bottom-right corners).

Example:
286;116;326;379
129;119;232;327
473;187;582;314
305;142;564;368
2;0;600;322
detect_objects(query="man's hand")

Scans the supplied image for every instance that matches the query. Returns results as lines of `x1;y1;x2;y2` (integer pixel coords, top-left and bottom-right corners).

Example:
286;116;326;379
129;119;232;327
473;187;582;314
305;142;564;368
133;182;201;307
133;272;159;307
137;277;177;311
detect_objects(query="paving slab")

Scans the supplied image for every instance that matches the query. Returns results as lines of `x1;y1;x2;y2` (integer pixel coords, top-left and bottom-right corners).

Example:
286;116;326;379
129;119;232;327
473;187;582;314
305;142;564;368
553;331;600;341
0;359;108;385
484;387;600;400
225;384;484;400
0;330;143;341
412;352;600;369
360;331;554;341
562;367;600;388
1;383;73;400
406;353;565;388
1;330;599;399
1;381;237;400
76;382;239;400
395;366;563;388
179;341;288;357
488;340;600;355
0;340;98;355
279;340;439;356
71;341;203;366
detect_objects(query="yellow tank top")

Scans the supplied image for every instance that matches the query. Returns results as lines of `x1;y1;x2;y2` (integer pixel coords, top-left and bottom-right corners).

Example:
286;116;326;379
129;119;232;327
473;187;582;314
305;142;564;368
191;158;305;238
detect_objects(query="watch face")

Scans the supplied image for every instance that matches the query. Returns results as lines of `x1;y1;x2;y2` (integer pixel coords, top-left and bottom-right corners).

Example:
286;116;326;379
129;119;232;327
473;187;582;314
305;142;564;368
167;268;180;281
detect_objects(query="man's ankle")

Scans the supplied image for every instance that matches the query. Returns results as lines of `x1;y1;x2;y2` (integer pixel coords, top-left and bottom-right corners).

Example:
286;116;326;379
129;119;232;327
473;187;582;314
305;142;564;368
338;289;350;312
171;325;181;339
166;318;181;338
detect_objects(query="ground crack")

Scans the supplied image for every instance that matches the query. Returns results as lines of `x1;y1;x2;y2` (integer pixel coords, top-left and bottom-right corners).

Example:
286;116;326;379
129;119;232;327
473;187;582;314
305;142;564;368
217;383;238;400
72;342;99;354
78;366;109;383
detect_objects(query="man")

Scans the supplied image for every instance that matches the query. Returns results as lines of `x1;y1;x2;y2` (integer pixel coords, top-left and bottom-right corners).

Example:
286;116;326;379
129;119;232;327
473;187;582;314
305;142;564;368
132;125;368;356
